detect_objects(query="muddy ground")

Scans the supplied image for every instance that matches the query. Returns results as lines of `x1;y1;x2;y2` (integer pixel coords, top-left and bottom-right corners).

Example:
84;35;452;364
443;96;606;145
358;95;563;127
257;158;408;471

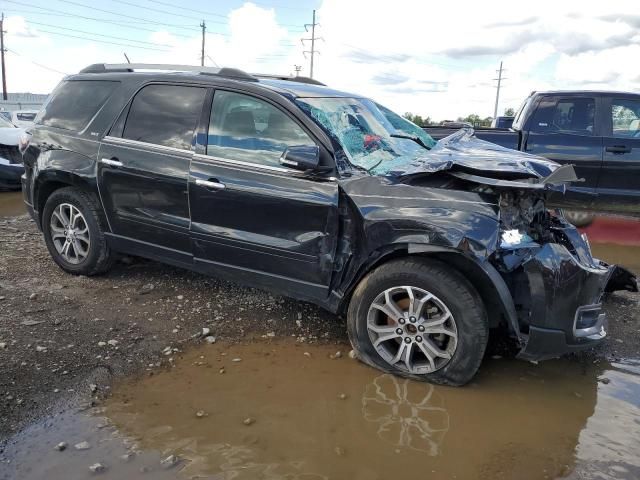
1;193;639;446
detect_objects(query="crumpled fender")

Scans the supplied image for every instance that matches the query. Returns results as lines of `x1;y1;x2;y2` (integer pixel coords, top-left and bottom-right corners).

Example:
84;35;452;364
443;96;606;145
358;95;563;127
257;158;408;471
340;176;501;258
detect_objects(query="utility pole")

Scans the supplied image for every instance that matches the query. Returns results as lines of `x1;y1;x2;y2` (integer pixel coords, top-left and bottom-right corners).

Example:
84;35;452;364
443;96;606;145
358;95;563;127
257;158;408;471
302;10;320;78
200;20;206;67
1;13;7;101
493;61;506;120
294;65;302;77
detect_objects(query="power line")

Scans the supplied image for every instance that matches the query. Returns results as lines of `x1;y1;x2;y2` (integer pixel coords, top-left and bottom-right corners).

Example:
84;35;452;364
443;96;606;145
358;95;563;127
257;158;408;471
6;48;68;75
4;1;194;38
53;0;201;31
34;28;170;52
25;20;178;48
144;0;226;18
111;0;227;25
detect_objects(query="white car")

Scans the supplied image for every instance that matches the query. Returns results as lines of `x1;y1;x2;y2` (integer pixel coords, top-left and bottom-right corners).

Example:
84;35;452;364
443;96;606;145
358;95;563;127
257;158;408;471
6;110;39;128
0;116;25;190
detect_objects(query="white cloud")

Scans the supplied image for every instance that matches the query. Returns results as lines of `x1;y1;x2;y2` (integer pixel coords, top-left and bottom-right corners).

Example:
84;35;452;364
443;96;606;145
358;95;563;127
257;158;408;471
4;0;640;120
312;0;640;119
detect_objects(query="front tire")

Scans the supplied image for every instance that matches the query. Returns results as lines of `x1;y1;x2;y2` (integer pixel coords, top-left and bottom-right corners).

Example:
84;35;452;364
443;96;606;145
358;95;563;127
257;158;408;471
562;210;595;228
347;258;488;386
42;187;115;276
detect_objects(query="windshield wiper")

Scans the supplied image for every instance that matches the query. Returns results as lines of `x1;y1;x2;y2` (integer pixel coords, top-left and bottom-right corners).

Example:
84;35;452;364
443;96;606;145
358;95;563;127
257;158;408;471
390;133;431;150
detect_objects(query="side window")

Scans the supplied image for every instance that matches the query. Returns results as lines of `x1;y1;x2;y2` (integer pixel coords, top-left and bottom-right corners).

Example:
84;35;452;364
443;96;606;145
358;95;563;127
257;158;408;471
37;80;119;131
206;90;315;167
530;97;595;136
611;99;640;138
122;85;206;150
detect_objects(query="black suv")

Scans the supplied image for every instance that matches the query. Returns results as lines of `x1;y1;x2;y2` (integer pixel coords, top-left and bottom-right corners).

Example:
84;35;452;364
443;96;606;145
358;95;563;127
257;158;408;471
21;64;637;385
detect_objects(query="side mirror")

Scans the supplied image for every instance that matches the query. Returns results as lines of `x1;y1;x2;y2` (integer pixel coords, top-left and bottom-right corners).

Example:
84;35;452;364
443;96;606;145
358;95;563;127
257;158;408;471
279;145;320;171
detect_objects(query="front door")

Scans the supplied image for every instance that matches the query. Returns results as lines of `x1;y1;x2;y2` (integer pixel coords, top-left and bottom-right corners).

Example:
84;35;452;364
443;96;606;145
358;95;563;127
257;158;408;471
524;95;602;209
98;83;207;259
188;89;339;302
597;96;640;213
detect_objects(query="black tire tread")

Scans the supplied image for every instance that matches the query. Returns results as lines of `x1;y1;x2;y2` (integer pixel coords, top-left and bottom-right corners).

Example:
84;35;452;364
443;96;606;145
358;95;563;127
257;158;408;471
347;257;489;386
42;186;115;276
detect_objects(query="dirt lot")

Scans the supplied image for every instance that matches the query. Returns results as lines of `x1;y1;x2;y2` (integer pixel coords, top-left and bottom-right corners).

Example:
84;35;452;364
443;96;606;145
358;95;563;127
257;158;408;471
1;197;639;445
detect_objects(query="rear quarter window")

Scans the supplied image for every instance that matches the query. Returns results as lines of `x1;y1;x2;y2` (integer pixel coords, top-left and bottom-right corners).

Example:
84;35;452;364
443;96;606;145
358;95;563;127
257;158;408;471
37;80;119;131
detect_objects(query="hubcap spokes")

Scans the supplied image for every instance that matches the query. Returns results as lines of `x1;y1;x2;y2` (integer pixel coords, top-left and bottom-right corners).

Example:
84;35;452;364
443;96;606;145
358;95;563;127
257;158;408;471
50;203;90;265
367;286;458;375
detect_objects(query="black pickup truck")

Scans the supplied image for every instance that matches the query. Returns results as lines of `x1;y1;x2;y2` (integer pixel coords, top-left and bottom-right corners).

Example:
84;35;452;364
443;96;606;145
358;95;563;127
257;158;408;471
425;91;640;215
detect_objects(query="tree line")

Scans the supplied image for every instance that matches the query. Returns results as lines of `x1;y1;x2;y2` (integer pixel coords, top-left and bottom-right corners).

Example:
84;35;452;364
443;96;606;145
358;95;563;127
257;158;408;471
403;108;515;127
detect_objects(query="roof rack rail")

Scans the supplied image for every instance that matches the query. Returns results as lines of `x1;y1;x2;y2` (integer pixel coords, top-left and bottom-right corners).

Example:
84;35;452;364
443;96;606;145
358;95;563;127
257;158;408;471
253;74;326;86
78;63;258;81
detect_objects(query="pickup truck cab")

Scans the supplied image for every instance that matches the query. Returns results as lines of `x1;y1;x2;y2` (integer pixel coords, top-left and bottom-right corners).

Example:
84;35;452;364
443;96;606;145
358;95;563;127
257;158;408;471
425;91;640;215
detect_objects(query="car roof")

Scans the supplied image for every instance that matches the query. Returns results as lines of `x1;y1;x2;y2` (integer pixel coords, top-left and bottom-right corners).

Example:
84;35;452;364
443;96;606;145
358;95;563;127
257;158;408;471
531;90;640;97
256;79;360;98
70;64;360;100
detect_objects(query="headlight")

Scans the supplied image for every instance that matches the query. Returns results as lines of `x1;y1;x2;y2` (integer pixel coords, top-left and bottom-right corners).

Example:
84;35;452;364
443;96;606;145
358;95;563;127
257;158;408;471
18;132;31;155
500;229;535;248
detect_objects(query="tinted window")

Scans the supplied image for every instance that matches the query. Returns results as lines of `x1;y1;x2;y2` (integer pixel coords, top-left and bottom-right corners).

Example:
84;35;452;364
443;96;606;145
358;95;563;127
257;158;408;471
123;85;206;150
207;91;315;167
530;97;595;136
37;80;118;131
611;99;640;138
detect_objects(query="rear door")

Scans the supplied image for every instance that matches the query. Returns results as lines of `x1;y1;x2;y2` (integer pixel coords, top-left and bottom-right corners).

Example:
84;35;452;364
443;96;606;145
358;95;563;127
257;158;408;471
188;89;339;301
597;96;640;213
524;95;602;208
98;83;207;259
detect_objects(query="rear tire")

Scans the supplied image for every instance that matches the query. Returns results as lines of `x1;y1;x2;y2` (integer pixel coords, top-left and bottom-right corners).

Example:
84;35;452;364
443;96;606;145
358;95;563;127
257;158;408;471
42;187;115;276
347;258;488;386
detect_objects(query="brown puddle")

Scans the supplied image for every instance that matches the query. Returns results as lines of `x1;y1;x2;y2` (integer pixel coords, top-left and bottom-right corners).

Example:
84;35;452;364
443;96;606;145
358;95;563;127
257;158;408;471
0;192;26;218
5;341;639;480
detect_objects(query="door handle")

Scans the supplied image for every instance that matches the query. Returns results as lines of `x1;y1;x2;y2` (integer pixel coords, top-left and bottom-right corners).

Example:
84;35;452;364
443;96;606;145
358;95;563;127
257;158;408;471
605;145;631;154
101;158;124;167
195;178;226;190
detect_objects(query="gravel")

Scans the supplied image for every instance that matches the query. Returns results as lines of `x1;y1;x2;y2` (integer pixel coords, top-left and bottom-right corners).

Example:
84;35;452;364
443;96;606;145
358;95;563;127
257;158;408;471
0;214;345;443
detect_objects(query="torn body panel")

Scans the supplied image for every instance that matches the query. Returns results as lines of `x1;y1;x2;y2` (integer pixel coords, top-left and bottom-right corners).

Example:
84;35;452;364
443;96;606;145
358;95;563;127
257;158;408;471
332;169;636;361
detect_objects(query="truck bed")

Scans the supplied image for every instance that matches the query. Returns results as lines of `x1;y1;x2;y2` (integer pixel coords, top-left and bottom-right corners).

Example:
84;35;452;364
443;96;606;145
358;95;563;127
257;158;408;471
424;126;520;150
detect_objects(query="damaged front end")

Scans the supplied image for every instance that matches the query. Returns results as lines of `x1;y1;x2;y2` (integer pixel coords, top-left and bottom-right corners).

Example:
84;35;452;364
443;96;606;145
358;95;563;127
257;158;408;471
490;186;637;360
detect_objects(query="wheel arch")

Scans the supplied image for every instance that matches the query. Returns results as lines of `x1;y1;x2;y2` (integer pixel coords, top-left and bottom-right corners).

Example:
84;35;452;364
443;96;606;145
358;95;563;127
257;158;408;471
35;171;99;228
337;243;521;341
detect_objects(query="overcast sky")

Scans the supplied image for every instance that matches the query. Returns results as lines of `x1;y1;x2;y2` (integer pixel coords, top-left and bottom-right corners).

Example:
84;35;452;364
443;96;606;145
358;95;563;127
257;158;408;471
4;0;640;120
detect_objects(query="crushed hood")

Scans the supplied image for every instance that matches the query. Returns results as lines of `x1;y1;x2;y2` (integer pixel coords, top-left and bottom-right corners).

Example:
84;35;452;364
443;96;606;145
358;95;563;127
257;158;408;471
377;128;578;190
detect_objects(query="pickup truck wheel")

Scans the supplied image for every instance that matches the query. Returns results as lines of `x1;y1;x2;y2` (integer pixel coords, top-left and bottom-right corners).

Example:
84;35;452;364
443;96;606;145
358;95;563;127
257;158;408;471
347;258;488;386
562;210;595;228
42;187;115;276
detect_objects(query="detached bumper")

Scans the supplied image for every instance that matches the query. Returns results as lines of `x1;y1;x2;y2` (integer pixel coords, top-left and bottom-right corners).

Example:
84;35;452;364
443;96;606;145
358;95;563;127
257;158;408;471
513;241;617;361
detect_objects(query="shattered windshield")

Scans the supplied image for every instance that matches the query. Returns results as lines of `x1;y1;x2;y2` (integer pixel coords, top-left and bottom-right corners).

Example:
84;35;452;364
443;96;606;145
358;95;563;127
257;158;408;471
296;97;436;174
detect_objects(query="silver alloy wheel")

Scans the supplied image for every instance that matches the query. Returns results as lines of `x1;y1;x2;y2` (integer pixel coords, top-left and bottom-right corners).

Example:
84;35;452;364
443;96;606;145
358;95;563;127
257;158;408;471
49;203;91;265
366;286;458;375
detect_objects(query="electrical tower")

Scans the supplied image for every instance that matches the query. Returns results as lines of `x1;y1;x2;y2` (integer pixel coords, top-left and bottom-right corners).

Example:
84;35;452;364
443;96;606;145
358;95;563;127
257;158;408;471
493;61;506;119
302;10;320;78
